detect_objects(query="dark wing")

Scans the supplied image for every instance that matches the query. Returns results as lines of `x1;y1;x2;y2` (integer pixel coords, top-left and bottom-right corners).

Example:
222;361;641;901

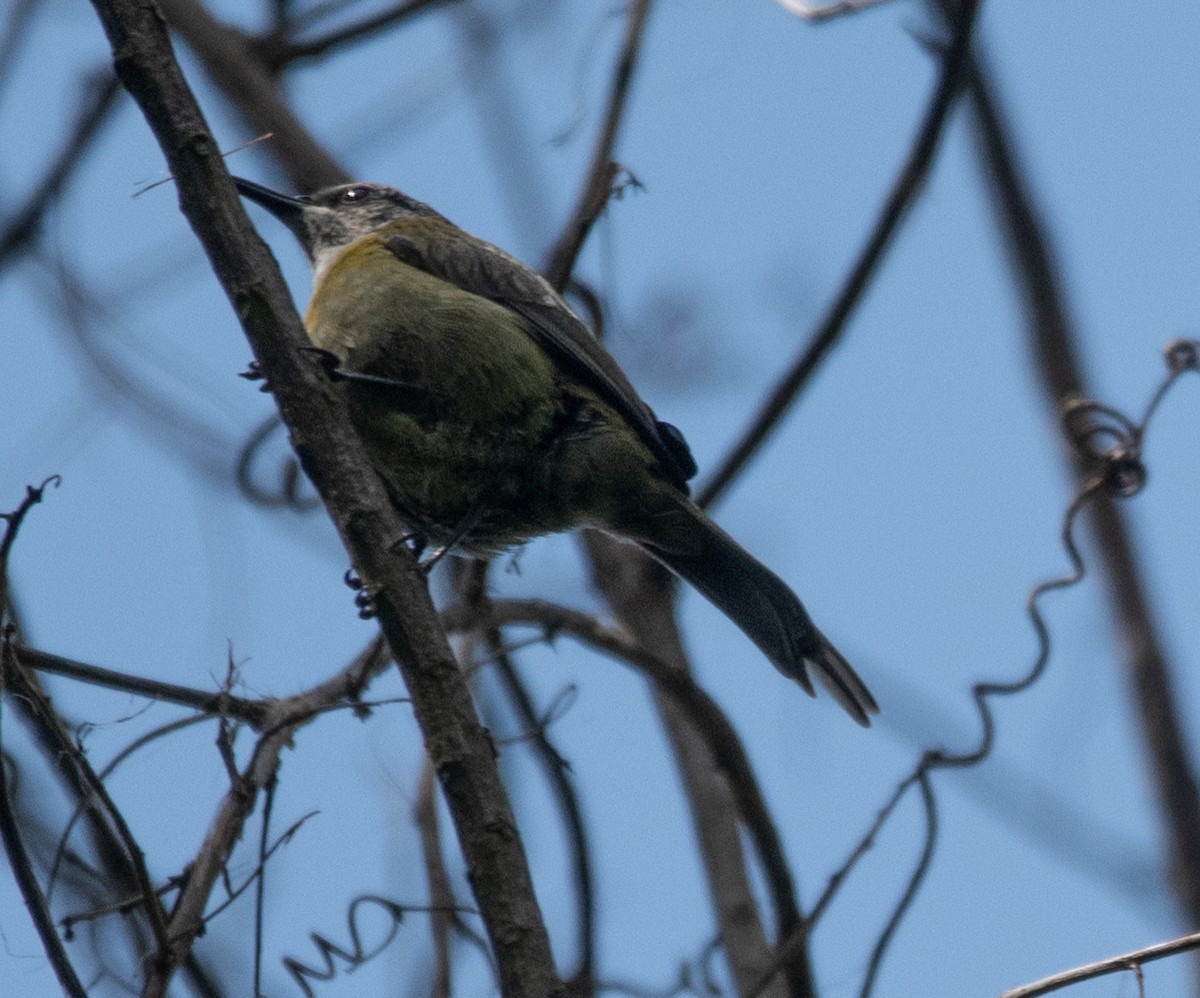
384;230;697;490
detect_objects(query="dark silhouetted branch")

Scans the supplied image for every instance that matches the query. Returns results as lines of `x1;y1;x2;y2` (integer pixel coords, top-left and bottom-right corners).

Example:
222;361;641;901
85;3;562;994
543;0;654;290
698;0;981;510
0;645;89;998
257;0;457;71
0;71;120;269
960;30;1200;939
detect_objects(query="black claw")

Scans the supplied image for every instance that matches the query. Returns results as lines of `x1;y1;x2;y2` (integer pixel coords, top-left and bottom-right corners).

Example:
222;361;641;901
344;568;363;591
353;588;377;619
239;361;270;390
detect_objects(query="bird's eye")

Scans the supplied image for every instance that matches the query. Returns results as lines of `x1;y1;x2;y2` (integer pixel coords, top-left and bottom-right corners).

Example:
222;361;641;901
340;186;372;203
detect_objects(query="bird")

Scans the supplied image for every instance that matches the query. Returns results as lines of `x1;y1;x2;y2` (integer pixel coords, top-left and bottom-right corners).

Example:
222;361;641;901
233;176;878;725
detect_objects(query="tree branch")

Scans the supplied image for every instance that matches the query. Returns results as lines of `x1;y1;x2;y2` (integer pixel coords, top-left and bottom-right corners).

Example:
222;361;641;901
84;2;561;994
542;0;654;290
698;0;981;510
155;0;348;190
958;24;1200;939
997;928;1200;998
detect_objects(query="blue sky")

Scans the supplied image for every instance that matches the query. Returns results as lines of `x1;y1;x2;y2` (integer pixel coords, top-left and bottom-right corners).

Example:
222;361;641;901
3;1;1199;995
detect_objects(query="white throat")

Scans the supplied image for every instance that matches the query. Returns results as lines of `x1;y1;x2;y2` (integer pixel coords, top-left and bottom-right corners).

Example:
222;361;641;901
309;244;345;286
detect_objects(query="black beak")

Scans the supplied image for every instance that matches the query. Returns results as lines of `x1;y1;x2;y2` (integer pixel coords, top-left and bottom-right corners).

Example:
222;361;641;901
233;177;308;226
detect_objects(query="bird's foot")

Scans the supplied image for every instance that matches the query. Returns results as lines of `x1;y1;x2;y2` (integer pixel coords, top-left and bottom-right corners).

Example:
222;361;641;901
238;360;271;392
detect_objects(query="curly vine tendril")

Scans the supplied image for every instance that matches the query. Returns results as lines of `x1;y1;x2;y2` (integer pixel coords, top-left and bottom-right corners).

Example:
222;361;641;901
820;339;1200;998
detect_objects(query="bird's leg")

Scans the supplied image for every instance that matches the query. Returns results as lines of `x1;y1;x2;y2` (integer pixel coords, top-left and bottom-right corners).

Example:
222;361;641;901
418;509;488;574
304;347;420;391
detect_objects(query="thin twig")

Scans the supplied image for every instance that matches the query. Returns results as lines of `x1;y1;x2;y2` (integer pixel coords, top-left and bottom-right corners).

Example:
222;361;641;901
698;0;982;510
997;928;1200;998
959;24;1200;935
252;775;278;998
4;649;170;953
0;71;119;269
542;0;655;290
48;714;211;903
260;0;457;70
858;772;937;997
0;478;61;621
495;640;597;988
19;647;268;726
415;760;454;998
0;640;89;998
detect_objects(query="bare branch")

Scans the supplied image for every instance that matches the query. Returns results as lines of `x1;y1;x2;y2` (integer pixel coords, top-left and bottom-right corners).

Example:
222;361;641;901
415;760;454;998
0;71;120;270
997;928;1200;998
698;0;982;510
0;642;89;998
4;643;170;965
19;647;268;726
444;590;810;995
1;478;61;622
958;23;1200;936
85;3;562;993
258;0;458;70
542;0;655;290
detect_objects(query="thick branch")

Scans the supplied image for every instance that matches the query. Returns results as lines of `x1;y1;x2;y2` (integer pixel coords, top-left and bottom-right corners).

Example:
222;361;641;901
85;3;561;995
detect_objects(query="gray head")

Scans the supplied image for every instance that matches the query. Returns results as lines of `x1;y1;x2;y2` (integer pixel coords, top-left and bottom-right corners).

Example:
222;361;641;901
234;178;441;278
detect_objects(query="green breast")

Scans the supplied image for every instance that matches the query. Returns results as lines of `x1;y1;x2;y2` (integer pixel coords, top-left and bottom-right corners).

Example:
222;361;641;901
302;231;572;547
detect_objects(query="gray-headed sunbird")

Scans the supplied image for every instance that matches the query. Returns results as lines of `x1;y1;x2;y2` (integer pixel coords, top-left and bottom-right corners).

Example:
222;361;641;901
234;177;878;725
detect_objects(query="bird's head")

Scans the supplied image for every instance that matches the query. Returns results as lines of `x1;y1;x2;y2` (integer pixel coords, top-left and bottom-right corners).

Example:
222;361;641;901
234;178;440;281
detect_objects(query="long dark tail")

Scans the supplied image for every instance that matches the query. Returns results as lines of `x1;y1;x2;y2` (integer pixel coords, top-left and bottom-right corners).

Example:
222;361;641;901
631;497;878;726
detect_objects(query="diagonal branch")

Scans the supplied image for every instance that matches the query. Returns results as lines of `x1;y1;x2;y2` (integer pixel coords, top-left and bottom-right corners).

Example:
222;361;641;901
542;0;654;290
257;0;457;71
445;592;809;995
84;3;562;995
155;0;348;190
18;647;269;725
958;28;1200;938
0;70;120;270
698;0;981;510
0;642;89;998
997;928;1200;998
